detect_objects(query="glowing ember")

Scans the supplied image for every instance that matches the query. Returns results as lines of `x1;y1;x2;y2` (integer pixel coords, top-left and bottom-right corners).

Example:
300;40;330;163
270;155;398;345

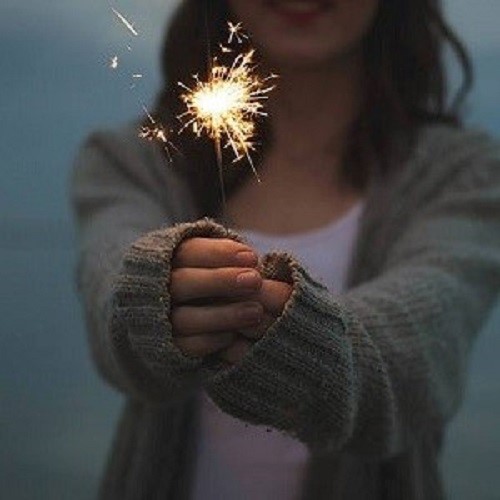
139;124;168;143
110;55;119;69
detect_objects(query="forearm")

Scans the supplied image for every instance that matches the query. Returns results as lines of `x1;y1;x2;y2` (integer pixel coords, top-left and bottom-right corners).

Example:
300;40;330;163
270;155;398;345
203;146;500;456
205;244;499;457
79;217;253;404
71;130;215;403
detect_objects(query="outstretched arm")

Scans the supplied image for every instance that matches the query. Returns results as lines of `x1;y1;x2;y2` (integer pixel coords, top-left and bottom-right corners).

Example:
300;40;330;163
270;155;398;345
203;150;500;457
72;130;214;404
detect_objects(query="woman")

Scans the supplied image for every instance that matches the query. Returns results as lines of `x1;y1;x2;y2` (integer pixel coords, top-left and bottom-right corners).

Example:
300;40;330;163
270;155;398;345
72;0;500;498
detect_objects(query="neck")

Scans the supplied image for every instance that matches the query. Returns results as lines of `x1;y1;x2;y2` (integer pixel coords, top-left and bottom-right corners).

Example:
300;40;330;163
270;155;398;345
265;54;364;173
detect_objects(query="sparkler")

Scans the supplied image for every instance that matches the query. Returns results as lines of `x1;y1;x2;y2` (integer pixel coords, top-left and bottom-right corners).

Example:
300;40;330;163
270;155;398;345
105;8;276;189
178;24;277;203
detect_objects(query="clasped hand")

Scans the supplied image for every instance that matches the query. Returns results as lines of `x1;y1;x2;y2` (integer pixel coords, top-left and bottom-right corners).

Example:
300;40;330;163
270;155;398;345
170;237;292;365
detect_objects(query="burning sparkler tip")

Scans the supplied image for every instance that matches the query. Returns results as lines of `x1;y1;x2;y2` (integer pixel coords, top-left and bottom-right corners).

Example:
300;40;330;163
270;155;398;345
178;39;275;182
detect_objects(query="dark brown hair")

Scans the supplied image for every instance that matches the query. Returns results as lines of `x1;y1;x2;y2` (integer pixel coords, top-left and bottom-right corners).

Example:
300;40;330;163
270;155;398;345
153;0;473;217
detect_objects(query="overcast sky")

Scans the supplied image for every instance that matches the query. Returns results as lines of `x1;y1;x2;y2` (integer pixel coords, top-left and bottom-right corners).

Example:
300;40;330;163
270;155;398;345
2;0;500;52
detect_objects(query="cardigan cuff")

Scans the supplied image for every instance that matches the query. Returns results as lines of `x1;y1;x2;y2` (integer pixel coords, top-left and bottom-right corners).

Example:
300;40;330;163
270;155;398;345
111;218;246;394
204;252;359;452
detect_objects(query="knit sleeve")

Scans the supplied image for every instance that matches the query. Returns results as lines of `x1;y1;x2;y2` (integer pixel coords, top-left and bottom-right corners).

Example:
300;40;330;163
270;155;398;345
109;218;245;403
71;130;242;404
204;146;500;457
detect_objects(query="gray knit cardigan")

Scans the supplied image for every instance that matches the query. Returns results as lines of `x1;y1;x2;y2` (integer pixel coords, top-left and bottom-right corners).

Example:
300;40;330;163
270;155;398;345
71;123;500;500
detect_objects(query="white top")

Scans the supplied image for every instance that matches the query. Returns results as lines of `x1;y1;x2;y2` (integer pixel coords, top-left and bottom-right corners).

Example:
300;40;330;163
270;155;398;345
192;200;365;500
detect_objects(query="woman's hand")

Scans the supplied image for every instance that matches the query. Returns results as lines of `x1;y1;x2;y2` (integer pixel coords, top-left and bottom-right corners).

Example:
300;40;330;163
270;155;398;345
170;237;265;358
219;278;292;365
170;236;293;365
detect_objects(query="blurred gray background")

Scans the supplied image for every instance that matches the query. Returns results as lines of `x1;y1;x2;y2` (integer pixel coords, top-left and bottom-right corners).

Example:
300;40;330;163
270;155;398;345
1;1;499;498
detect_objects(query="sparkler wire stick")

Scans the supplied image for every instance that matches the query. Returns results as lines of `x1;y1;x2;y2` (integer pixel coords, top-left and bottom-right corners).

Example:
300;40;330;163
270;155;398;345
204;2;226;206
215;137;226;207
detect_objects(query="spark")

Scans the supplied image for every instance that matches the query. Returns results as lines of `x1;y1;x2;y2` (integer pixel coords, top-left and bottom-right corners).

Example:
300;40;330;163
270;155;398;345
219;44;233;54
110;55;119;69
111;7;139;37
228;22;248;44
139;105;175;160
178;49;276;181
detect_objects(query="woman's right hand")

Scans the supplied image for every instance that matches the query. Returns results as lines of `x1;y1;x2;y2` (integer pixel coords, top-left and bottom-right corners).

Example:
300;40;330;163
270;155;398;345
170;237;264;358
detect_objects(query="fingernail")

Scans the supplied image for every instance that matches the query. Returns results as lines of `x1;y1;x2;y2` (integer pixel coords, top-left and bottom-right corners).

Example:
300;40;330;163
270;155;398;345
236;270;261;290
238;303;263;324
236;250;258;267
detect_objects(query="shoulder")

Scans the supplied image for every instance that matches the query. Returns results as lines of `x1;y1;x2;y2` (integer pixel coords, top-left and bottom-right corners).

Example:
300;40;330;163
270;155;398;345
394;124;500;201
416;123;500;160
75;120;161;167
72;121;198;220
413;123;500;176
73;120;188;188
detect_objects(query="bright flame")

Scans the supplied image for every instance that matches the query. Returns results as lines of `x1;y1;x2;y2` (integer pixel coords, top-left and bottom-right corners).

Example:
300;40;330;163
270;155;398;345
178;49;276;177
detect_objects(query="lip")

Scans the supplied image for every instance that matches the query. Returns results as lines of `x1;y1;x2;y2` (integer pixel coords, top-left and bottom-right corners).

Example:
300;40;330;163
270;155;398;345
266;0;333;25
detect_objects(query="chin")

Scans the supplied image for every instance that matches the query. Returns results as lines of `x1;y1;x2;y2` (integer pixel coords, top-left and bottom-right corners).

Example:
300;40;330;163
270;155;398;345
261;40;358;70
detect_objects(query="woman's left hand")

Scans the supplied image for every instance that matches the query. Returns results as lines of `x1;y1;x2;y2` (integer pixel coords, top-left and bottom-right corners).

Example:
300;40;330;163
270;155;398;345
219;278;292;365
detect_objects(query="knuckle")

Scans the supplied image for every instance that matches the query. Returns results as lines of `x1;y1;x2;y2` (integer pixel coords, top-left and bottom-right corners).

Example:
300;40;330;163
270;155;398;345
219;238;240;251
170;307;180;331
175;333;234;358
172;240;191;266
170;307;185;335
169;268;182;289
176;336;205;358
172;307;202;337
211;268;234;291
234;302;263;326
170;268;190;300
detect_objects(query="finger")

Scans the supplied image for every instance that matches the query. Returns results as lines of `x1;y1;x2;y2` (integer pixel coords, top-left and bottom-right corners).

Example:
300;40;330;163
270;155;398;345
170;267;262;303
237;312;275;340
172;238;258;269
253;279;293;316
219;337;253;365
171;302;264;337
174;332;236;358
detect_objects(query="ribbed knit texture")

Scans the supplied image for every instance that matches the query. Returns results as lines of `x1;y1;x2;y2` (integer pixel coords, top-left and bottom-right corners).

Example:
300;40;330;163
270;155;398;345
71;123;500;499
